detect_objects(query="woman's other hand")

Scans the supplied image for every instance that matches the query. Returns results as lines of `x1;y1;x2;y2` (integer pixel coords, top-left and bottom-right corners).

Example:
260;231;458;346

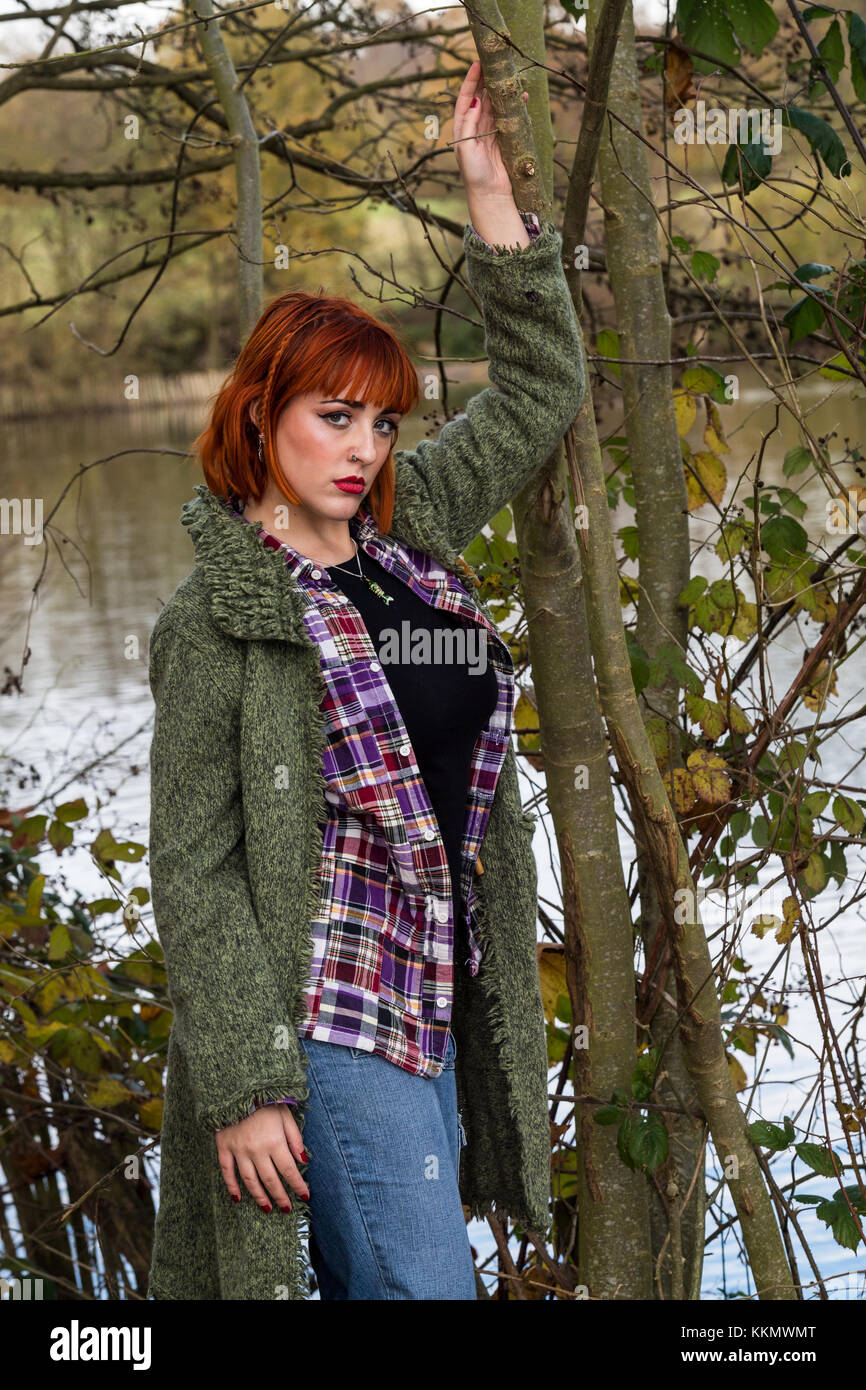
453;59;532;250
216;1104;310;1213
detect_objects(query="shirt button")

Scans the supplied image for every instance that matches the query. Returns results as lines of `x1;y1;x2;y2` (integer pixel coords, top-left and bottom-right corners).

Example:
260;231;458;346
370;661;381;671
434;900;449;923
436;996;448;1008
311;568;322;579
399;742;411;756
423;828;436;841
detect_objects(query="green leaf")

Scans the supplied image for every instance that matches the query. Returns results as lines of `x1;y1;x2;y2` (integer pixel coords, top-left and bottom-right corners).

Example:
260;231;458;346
48;924;72;961
724;0;779;55
618;524;640;561
819;352;852;381
676;0;739;70
677;575;708;605
596;328;621;378
722;140;773;194
785;104;852;179
815;17;844;84
833;794;865;835
692;251;719;281
801;851;826;893
783;294;826;344
760;515;809;561
628;1111;670;1173
794;263;833;284
774;487;806;519
681;365;721;394
802;789;830;816
625;630;651;698
805;1186;866;1252
646;641;704;694
593;1105;624;1126
749;1119;791;1151
782;445;812;477
795;1142;841;1177
848;13;866;101
826;839;847;887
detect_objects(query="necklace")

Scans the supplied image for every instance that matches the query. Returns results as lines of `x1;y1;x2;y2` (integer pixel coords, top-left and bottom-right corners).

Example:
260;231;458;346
327;539;394;605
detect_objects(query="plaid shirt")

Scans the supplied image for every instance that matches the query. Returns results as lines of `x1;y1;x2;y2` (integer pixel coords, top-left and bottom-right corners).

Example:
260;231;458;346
240;212;541;1111
231;498;516;1084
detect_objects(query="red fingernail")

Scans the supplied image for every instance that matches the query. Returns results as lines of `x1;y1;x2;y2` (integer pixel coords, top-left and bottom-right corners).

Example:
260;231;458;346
262;1202;272;1213
280;1204;291;1214
470;97;478;108
301;1148;309;1162
232;1194;240;1203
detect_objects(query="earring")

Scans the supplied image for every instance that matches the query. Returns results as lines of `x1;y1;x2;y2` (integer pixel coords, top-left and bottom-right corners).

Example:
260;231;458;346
257;433;265;464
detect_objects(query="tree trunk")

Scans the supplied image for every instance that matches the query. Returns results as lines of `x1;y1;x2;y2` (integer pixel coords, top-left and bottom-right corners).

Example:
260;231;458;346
472;0;653;1299
585;0;705;1299
192;0;264;340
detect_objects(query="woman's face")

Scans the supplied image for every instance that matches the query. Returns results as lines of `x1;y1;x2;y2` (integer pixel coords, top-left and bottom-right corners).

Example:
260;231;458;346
256;389;402;518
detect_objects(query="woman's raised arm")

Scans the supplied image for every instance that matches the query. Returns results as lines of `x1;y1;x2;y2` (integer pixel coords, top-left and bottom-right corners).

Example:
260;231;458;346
390;218;585;558
388;59;585;558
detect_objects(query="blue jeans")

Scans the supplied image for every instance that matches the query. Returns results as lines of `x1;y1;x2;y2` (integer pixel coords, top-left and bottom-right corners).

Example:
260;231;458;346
301;1029;477;1300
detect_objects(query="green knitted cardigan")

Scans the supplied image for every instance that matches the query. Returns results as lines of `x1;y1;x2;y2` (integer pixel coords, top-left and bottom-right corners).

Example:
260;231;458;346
146;219;586;1300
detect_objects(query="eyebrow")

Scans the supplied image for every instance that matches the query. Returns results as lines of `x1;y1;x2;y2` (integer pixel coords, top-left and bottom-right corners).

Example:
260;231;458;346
319;398;402;414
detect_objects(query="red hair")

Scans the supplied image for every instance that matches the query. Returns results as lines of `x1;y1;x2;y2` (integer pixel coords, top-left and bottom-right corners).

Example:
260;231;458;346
195;290;421;535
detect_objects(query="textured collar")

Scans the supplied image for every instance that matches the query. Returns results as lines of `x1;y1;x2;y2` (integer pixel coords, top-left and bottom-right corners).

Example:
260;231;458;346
179;482;477;645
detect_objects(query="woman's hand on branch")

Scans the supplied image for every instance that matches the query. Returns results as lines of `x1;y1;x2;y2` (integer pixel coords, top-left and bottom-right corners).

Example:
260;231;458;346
453;59;531;249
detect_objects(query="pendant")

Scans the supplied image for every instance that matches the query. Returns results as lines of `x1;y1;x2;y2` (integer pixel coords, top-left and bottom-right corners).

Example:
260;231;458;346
365;577;394;604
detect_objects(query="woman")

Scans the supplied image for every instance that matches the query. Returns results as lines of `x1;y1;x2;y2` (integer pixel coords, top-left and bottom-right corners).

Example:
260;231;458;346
147;59;585;1301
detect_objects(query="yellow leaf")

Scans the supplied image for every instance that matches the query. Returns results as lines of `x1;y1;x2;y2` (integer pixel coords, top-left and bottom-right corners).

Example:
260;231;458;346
802;660;838;712
751;914;782;939
727;1053;748;1092
673;389;697;437
703;399;730;454
619;574;640;607
536;945;568;1028
729;599;758;640
139;1097;164;1131
811;585;837;623
686;748;732;805
779;896;802;943
663;766;697;814
731;1024;757;1056
685;451;727;510
86;1077;134;1110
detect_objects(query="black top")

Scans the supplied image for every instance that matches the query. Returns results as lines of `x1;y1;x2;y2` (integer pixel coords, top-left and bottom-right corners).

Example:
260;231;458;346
324;545;499;937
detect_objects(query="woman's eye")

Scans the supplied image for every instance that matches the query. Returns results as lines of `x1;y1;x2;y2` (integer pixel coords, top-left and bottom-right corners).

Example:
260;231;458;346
320;412;397;435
